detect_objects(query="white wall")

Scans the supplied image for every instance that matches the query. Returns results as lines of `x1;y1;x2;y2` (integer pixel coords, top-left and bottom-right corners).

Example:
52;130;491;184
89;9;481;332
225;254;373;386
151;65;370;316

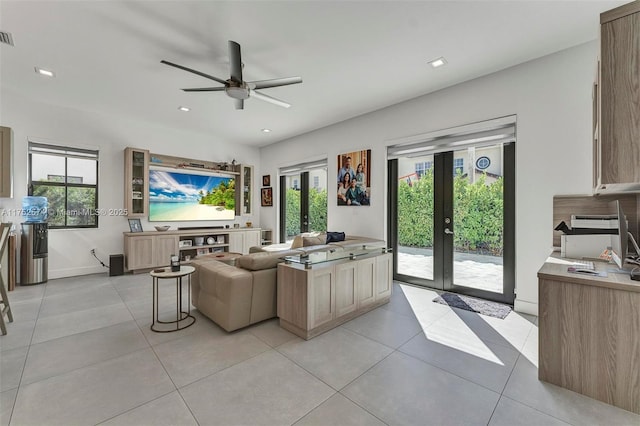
259;41;598;315
0;89;260;279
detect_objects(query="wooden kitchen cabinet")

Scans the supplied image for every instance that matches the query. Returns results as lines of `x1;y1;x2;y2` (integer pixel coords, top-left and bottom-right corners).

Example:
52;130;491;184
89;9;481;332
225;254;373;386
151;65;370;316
0;126;13;198
596;1;640;191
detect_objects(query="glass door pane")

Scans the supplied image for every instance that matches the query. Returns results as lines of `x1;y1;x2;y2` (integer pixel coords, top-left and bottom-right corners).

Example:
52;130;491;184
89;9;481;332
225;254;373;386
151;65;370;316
451;144;504;293
284;174;301;241
307;168;328;233
396;154;435;281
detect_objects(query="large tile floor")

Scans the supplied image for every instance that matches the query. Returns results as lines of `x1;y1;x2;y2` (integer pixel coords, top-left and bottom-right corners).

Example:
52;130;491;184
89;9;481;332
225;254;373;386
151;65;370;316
1;273;639;426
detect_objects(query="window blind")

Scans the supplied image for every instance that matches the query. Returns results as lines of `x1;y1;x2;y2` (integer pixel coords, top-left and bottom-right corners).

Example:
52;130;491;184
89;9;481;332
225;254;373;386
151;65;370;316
29;142;99;160
279;158;328;176
387;116;516;159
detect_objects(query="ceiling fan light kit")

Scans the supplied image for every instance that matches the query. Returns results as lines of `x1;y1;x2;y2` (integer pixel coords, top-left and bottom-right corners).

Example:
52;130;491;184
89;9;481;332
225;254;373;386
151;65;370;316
162;40;302;110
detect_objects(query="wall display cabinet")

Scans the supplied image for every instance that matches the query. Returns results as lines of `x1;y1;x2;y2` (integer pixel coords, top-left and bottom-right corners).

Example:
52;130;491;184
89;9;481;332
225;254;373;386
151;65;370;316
0;126;13;198
595;2;640;192
241;164;253;215
124;228;261;272
124;147;149;217
277;250;393;339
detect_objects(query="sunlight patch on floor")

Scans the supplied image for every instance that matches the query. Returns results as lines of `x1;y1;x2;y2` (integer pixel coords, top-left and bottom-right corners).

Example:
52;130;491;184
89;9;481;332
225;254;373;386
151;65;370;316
397;284;505;365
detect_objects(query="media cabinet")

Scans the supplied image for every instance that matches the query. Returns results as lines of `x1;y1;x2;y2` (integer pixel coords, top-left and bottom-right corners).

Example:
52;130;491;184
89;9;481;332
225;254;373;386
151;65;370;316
123;228;260;273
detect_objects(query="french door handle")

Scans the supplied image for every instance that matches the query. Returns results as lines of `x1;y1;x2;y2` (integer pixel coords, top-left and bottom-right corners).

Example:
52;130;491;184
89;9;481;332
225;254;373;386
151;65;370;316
444;228;454;235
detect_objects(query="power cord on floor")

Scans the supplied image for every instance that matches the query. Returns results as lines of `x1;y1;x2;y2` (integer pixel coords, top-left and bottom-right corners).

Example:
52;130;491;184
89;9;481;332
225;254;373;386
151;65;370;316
91;249;109;269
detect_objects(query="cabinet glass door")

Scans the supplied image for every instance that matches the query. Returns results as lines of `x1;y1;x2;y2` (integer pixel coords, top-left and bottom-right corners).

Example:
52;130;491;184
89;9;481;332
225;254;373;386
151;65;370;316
125;147;148;218
131;151;145;215
242;165;252;215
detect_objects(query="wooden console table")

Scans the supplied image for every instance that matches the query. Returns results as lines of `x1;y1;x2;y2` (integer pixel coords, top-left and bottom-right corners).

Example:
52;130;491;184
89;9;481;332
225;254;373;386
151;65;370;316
277;248;392;340
538;258;640;414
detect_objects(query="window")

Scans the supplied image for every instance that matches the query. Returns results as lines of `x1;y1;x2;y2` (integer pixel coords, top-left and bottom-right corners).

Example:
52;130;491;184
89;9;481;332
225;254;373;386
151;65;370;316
415;161;433;178
28;142;99;228
476;156;491;170
279;160;328;242
453;158;464;175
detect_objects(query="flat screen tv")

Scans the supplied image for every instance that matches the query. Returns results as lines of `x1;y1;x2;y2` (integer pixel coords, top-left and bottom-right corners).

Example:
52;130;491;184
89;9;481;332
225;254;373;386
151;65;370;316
148;167;236;222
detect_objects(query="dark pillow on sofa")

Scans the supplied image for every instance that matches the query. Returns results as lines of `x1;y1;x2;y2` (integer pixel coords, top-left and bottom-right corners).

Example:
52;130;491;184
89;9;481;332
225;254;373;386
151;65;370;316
326;231;346;243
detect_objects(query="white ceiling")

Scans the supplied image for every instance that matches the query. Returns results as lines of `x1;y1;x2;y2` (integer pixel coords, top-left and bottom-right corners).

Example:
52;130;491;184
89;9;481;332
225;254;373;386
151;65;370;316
0;0;627;147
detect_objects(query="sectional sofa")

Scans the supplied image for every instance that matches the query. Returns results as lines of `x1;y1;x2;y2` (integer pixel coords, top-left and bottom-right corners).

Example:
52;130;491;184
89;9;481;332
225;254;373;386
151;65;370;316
190;234;385;331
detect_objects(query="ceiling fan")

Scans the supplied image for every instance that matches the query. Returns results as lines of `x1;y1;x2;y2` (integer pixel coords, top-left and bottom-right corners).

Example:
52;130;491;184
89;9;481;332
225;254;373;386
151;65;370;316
161;40;302;110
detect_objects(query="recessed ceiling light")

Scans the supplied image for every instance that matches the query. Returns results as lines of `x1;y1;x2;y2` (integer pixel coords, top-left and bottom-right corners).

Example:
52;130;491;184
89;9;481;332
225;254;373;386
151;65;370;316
178;106;190;112
261;128;271;133
35;67;55;77
428;57;447;68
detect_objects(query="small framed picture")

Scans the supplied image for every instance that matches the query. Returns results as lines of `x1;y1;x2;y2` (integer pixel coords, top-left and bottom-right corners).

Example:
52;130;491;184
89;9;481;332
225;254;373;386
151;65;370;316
262;175;271;186
261;187;273;207
128;218;143;233
196;248;208;256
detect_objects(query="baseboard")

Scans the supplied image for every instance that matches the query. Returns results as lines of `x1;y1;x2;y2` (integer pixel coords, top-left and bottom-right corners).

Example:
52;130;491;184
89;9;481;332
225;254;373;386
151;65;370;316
48;265;108;280
514;298;538;316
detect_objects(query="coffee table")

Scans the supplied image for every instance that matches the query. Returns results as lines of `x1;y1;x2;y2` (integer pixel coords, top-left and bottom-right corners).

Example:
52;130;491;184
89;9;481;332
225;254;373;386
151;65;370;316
149;265;196;332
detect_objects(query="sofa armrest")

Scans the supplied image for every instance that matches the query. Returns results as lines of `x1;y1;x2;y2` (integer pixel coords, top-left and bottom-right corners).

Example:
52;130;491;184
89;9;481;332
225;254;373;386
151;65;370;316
195;261;253;332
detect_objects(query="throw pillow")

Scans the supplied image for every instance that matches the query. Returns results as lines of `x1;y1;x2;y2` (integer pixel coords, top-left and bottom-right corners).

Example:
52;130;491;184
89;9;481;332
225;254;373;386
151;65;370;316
326;231;346;243
290;235;304;249
302;234;326;247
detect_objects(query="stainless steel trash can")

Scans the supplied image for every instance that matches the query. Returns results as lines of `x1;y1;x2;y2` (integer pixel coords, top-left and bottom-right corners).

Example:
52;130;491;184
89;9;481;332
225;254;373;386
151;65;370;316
20;222;48;285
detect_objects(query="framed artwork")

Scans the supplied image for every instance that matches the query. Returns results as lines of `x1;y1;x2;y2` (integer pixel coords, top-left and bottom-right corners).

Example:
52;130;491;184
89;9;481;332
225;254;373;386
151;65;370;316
262;175;271;186
196;248;208;256
261;187;273;207
337;149;371;206
128;218;143;232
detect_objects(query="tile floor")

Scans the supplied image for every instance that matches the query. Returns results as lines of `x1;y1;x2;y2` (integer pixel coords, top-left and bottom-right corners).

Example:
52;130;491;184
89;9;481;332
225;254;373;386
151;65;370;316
1;273;639;426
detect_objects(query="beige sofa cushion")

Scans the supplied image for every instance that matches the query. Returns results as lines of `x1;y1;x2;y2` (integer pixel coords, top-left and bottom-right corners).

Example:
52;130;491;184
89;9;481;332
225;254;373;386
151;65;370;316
235;249;303;271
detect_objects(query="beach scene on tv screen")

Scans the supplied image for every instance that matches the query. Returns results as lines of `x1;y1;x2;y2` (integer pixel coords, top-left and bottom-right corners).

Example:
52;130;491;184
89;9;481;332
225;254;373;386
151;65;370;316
149;169;235;221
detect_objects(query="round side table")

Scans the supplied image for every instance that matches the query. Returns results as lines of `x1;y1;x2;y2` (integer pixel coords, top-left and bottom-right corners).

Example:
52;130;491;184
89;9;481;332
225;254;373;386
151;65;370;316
149;265;196;332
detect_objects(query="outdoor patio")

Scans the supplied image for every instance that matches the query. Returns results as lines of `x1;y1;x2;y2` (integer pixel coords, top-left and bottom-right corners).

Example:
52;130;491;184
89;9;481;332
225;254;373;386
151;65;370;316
398;246;503;294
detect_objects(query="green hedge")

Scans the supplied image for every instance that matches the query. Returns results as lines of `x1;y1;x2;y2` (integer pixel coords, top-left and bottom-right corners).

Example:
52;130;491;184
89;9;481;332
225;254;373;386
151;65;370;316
285;188;327;238
283;173;502;255
398;171;503;255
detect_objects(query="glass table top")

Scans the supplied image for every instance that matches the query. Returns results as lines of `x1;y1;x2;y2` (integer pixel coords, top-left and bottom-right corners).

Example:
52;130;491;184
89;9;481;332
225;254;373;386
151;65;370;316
283;245;392;267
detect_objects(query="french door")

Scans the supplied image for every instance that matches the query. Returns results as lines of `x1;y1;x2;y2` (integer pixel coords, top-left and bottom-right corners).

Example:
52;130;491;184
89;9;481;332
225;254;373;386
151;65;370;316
388;142;515;304
279;168;328;242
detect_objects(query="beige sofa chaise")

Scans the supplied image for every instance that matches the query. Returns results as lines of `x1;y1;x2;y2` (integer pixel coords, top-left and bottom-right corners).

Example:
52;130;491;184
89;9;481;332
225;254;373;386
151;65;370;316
190;234;384;332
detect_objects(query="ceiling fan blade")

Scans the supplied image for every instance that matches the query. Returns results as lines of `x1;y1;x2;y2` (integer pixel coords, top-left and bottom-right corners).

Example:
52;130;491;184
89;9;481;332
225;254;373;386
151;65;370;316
228;40;243;84
234;98;244;110
248;77;303;90
250;90;291;108
182;87;226;92
161;60;227;85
